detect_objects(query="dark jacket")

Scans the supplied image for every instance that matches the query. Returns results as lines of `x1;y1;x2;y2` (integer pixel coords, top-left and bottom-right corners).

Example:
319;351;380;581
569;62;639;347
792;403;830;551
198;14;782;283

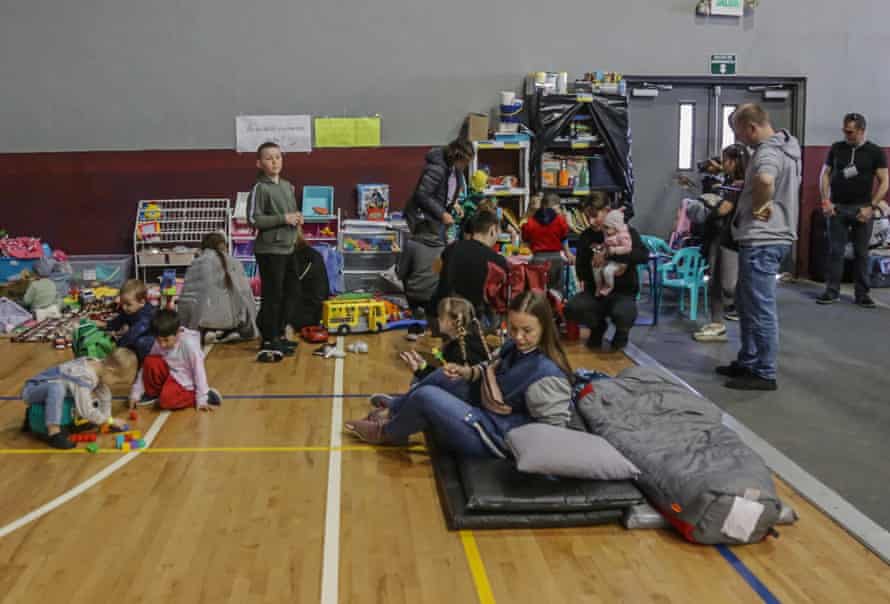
107;302;155;361
287;245;331;329
404;147;461;234
433;239;508;313
575;225;648;296
397;232;445;303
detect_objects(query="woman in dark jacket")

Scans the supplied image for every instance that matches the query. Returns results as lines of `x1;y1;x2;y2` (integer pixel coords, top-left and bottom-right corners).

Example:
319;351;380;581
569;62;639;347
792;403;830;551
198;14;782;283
403;138;474;241
287;232;331;330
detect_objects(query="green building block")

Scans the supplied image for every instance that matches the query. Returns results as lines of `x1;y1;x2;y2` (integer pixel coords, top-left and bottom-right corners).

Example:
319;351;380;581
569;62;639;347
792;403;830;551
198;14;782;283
85;443;99;454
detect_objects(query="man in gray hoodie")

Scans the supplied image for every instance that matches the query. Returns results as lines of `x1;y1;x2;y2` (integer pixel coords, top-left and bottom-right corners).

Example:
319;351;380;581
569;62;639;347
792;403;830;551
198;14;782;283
716;104;801;391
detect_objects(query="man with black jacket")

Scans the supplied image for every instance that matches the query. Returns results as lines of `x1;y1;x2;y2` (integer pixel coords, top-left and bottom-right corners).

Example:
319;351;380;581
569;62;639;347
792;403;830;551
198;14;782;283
566;196;648;350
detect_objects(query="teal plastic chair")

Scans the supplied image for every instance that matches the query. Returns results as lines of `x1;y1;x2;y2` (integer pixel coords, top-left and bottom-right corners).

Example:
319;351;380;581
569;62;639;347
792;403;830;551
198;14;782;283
636;235;674;301
657;247;709;320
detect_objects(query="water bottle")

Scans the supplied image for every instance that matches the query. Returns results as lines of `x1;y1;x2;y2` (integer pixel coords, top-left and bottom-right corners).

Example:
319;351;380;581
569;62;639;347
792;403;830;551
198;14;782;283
618;80;627;96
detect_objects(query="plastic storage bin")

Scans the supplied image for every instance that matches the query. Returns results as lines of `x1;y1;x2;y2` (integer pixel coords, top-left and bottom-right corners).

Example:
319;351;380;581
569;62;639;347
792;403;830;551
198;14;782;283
0;258;37;283
302;186;335;220
343;252;397;272
68;255;133;288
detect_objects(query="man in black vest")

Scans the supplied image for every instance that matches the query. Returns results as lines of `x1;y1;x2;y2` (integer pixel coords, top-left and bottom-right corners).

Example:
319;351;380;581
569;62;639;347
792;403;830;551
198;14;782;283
818;113;889;308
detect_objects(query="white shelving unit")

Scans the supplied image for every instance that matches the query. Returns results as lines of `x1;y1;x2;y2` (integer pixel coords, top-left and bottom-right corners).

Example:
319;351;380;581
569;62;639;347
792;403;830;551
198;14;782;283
470;140;531;216
339;219;404;292
133;198;231;281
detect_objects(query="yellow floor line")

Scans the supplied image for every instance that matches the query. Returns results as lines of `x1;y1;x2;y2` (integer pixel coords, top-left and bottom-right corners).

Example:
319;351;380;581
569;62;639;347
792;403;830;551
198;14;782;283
0;444;428;455
460;530;497;604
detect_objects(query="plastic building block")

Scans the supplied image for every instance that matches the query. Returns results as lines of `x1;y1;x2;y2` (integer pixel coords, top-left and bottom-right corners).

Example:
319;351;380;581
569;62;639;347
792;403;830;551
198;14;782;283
129;410;138;420
131;440;143;450
135;439;146;448
121;442;131;453
126;430;142;440
85;443;99;454
115;435;124;448
125;434;133;442
100;424;110;434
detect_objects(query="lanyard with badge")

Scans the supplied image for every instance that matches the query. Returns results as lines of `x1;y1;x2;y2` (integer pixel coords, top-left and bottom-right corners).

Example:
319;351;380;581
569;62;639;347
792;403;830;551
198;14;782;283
842;143;863;179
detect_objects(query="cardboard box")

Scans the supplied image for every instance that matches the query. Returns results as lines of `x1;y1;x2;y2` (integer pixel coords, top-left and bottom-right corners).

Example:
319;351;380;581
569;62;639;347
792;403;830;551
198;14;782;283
465;113;490;141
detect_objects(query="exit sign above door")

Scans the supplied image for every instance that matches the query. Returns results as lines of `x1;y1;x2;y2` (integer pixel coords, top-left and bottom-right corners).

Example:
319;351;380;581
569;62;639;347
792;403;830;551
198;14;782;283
710;0;744;16
710;54;737;75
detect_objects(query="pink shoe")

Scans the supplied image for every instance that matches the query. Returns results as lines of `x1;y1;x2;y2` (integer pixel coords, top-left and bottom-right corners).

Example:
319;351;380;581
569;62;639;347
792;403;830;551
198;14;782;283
344;418;388;444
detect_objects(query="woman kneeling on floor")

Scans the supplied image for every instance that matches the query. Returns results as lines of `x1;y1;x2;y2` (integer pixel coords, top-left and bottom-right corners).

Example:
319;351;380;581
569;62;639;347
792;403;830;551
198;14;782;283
344;291;577;458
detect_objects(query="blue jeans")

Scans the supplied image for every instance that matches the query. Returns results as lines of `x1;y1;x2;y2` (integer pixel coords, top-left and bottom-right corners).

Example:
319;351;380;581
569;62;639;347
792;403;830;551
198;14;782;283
22;381;66;426
384;371;530;458
735;244;790;380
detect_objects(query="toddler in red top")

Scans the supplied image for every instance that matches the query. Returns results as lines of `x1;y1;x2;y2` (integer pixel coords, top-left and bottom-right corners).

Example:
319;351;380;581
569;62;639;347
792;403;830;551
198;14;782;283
521;194;573;290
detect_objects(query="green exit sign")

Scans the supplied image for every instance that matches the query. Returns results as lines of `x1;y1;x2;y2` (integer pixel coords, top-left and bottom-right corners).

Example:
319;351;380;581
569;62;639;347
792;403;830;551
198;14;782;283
711;54;737;75
711;0;744;16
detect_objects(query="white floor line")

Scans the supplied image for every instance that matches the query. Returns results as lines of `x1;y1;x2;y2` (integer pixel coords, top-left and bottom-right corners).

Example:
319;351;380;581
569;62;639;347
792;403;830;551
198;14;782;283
320;336;345;604
624;342;890;565
0;342;216;540
0;410;170;539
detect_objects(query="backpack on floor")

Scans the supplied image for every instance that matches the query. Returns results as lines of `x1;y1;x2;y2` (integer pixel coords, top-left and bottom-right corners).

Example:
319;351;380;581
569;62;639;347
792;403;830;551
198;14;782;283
71;319;115;359
27;396;76;434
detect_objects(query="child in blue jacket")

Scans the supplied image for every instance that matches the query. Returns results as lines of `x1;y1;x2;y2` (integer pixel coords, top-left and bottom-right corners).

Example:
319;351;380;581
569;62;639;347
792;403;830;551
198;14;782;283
96;279;155;362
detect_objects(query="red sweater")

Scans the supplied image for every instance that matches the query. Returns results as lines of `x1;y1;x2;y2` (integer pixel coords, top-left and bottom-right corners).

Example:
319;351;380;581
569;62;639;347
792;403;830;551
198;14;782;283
521;210;569;253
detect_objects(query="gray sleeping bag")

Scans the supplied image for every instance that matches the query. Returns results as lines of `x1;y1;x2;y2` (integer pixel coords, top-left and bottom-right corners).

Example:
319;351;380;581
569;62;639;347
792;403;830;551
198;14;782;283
575;366;781;544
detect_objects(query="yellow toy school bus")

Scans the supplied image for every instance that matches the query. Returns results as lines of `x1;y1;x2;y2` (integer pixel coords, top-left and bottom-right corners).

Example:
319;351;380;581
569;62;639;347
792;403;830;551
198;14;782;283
321;299;388;334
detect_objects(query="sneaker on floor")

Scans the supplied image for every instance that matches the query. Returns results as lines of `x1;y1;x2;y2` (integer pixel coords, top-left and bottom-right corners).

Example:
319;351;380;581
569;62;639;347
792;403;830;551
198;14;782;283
816;291;840;305
715;361;750;378
256;344;285;363
693;323;728;342
725;374;777;391
207;388;223;406
723;306;739;321
136;394;159;407
278;338;298;351
855;294;877;309
343;418;387;444
217;330;243;344
46;432;76;450
369;393;394;409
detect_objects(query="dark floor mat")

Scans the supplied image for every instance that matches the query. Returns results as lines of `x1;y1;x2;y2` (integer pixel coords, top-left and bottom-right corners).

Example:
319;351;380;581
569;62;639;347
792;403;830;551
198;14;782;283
428;433;643;530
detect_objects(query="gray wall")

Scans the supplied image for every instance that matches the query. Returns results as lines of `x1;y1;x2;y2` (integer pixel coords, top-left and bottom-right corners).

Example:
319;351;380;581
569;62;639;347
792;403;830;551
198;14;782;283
2;0;888;152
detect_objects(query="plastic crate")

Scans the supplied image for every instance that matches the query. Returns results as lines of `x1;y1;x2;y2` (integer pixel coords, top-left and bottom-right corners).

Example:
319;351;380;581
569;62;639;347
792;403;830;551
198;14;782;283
343;252;397;272
0;258;37;283
68;255;133;288
344;272;385;293
302;186;335;219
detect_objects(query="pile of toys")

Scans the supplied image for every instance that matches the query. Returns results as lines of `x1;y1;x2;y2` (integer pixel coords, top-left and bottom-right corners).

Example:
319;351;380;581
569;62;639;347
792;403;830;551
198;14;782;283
11;302;117;347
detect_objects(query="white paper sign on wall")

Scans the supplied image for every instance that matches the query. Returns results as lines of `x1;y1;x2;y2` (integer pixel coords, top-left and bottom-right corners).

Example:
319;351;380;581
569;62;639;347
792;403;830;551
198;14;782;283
235;115;312;153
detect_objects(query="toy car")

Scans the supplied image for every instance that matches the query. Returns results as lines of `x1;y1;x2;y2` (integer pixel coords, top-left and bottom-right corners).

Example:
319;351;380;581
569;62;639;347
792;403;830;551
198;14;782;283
301;325;330;343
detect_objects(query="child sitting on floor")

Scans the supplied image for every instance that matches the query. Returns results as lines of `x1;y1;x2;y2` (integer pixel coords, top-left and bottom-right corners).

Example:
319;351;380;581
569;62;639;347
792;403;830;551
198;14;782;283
398;296;490;385
21;347;137;449
22;261;61;321
594;210;632;297
129;309;222;411
95;279;156;362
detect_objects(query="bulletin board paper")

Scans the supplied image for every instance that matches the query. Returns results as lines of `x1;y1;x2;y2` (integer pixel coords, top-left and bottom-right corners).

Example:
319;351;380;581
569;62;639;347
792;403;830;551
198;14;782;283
235;115;312;153
315;117;381;148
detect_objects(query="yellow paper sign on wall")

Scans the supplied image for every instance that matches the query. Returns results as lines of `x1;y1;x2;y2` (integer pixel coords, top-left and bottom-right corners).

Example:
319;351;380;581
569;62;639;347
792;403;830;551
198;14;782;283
315;117;381;148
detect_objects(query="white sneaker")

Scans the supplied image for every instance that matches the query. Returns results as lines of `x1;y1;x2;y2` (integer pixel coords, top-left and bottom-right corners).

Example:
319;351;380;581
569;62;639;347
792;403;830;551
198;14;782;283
693;323;728;342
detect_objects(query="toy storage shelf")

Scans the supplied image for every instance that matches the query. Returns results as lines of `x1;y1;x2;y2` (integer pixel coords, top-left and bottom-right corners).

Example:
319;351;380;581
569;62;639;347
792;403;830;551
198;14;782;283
469;140;531;217
133;198;231;281
339;219;402;293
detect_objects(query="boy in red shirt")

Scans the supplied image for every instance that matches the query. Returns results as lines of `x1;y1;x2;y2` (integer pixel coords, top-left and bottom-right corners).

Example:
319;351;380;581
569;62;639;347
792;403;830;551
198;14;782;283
521;193;574;291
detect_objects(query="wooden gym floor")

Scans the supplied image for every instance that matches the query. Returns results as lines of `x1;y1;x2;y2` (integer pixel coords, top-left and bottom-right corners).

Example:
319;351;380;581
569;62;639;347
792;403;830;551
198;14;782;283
1;332;889;603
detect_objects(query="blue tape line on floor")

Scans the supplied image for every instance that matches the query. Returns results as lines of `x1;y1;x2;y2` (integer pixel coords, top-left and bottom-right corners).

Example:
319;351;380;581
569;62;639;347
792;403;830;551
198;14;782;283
716;544;780;604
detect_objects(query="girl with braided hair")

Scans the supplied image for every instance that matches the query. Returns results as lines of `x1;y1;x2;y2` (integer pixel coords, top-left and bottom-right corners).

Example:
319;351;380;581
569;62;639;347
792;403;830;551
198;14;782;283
399;297;489;382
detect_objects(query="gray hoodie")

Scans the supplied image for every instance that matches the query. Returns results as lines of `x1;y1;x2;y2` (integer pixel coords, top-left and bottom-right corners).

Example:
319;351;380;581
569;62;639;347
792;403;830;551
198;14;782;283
732;129;801;247
397;232;445;302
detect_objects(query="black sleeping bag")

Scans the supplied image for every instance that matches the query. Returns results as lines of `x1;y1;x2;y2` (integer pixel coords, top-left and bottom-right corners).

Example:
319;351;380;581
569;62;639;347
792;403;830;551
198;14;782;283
288;245;331;329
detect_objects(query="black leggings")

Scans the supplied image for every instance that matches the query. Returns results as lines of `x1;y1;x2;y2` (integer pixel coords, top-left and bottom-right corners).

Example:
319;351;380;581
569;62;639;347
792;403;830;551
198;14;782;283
255;252;299;343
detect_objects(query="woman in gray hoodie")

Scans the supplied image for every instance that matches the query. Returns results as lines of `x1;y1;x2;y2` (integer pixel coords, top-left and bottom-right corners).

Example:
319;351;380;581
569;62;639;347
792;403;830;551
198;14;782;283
397;219;445;319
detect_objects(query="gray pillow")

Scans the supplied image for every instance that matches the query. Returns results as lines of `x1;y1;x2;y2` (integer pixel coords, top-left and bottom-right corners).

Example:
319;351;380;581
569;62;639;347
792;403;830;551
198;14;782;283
506;423;640;481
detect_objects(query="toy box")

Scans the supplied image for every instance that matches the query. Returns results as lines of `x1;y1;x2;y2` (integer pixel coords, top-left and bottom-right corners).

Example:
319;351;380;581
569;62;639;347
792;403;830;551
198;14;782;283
28;397;76;434
357;184;390;221
302;186;335;220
